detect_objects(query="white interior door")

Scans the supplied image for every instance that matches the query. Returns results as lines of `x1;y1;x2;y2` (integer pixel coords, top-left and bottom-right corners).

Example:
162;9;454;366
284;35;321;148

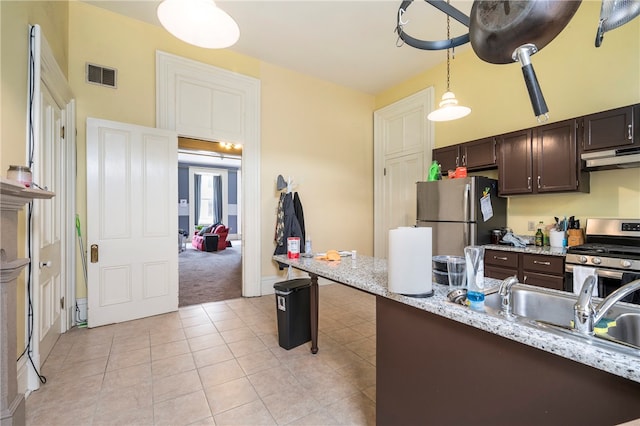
374;88;434;258
34;87;63;362
26;24;76;394
383;153;424;255
86;118;178;328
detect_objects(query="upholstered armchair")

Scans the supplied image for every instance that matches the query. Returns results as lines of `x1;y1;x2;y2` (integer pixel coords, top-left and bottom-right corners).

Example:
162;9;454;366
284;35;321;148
192;224;230;252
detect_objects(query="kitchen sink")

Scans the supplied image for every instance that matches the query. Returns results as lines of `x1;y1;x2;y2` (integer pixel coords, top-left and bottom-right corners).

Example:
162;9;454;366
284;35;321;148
464;283;640;352
601;313;640;349
484;284;576;327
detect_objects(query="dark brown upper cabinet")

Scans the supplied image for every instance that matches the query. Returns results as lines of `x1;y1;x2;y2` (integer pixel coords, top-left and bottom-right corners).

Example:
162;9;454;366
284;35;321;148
497;129;533;195
582;104;639;152
498;119;589;196
463;137;497;170
433;137;497;174
432;145;459;173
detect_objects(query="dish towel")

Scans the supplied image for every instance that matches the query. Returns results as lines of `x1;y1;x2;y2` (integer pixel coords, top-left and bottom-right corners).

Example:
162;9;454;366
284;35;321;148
573;266;598;296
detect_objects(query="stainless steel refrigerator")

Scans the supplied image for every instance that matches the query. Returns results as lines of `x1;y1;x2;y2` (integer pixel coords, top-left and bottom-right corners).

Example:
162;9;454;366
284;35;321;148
416;177;507;256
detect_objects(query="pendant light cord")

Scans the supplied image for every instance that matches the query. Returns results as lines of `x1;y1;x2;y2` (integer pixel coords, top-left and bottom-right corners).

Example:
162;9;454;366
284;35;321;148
446;0;452;92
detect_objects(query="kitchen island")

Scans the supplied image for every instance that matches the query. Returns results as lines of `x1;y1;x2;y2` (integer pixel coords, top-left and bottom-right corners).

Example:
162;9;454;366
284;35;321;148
274;253;640;425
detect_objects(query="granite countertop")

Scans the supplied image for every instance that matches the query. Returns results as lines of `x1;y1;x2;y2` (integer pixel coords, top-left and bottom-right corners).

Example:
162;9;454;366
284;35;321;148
484;243;567;256
273;253;640;384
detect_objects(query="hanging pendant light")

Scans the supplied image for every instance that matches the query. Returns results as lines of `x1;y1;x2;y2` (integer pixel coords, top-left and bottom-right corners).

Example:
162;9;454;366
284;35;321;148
157;0;240;49
427;9;471;122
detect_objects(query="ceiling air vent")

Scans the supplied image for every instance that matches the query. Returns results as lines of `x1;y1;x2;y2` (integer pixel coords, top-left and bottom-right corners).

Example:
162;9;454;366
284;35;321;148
86;63;117;88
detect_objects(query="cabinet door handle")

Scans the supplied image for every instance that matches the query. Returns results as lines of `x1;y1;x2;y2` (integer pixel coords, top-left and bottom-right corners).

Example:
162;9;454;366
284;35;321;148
455;156;459;167
527;176;531;190
537;176;541;189
629;124;633;140
533;260;551;266
494;256;508;261
524;275;528;283
462;155;467;166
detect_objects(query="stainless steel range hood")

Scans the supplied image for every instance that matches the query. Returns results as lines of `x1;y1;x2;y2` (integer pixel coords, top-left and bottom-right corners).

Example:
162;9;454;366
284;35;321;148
581;147;640;170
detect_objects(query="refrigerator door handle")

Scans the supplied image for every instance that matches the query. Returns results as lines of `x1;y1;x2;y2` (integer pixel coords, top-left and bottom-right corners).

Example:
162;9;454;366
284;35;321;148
464;222;471;247
463;184;470;222
463;184;470;245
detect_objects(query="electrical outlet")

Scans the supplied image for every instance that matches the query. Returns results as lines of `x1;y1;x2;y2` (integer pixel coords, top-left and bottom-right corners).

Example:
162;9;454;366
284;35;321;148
528;221;535;232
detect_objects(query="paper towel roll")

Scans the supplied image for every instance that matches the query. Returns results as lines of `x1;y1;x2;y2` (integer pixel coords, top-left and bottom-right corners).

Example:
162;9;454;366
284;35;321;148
388;227;433;297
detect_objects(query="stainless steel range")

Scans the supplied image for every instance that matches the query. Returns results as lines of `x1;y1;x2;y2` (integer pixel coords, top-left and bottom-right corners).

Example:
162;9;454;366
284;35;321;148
565;218;640;303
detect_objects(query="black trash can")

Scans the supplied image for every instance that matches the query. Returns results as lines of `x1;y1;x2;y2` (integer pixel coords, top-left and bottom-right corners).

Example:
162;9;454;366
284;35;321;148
273;278;311;350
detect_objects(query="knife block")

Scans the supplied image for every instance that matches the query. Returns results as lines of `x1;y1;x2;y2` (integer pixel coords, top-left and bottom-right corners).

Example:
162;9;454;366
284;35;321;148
567;229;585;247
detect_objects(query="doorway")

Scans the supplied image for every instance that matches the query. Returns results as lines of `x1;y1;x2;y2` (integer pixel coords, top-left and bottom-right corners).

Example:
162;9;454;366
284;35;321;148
177;138;242;306
156;50;261;298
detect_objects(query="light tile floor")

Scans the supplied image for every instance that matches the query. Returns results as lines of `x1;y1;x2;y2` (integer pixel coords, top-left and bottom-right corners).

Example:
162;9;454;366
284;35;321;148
26;284;376;425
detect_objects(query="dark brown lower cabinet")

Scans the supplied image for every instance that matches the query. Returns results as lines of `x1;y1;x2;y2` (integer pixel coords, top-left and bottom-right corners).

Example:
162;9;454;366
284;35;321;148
484;249;519;279
485;249;565;291
376;296;640;426
521;252;565;290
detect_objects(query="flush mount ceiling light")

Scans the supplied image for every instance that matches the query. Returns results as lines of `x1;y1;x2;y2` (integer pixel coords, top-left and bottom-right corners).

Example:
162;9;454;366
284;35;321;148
157;0;240;49
427;8;471;122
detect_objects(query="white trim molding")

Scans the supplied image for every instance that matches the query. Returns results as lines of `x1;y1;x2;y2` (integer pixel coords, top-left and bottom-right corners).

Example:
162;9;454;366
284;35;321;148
156;51;261;297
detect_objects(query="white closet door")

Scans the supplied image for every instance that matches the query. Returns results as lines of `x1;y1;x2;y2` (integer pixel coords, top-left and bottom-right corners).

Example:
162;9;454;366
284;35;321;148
374;88;433;258
383;153;424;254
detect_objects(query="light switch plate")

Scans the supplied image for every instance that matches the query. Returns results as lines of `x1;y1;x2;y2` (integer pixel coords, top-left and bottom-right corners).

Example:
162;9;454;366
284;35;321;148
528;221;535;231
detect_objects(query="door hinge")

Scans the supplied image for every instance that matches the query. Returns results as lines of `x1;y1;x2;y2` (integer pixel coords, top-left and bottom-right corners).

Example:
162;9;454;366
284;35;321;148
384;168;387;176
61;126;65;139
60;297;65;309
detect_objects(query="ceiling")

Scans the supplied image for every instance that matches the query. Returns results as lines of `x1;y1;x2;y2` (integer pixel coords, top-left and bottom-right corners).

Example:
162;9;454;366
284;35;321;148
84;0;474;94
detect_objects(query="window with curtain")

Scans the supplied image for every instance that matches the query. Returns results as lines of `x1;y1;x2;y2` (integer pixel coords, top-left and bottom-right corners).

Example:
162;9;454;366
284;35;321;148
196;173;222;226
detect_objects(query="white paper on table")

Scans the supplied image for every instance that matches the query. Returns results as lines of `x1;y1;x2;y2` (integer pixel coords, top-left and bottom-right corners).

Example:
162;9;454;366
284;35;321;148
480;194;493;222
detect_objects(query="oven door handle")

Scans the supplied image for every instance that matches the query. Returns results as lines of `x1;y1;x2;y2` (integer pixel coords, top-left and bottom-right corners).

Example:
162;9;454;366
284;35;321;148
565;264;624;280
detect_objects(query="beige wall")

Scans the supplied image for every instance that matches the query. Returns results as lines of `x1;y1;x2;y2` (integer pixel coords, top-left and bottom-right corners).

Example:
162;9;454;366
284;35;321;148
1;0;68;353
67;2;375;291
259;62;374;276
376;2;640;235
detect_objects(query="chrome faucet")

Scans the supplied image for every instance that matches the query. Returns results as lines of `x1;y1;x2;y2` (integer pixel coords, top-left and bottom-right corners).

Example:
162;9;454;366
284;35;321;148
574;277;640;335
498;276;519;317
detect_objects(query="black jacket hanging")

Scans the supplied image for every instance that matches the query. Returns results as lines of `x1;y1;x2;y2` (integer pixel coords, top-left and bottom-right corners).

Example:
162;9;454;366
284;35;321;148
274;192;303;269
293;192;306;245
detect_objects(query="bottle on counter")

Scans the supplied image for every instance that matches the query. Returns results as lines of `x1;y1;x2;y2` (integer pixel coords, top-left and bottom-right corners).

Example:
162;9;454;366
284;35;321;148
464;246;485;311
535;223;544;247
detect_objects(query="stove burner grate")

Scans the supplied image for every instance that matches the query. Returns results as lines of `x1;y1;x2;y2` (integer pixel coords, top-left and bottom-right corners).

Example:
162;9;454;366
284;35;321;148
568;243;640;259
